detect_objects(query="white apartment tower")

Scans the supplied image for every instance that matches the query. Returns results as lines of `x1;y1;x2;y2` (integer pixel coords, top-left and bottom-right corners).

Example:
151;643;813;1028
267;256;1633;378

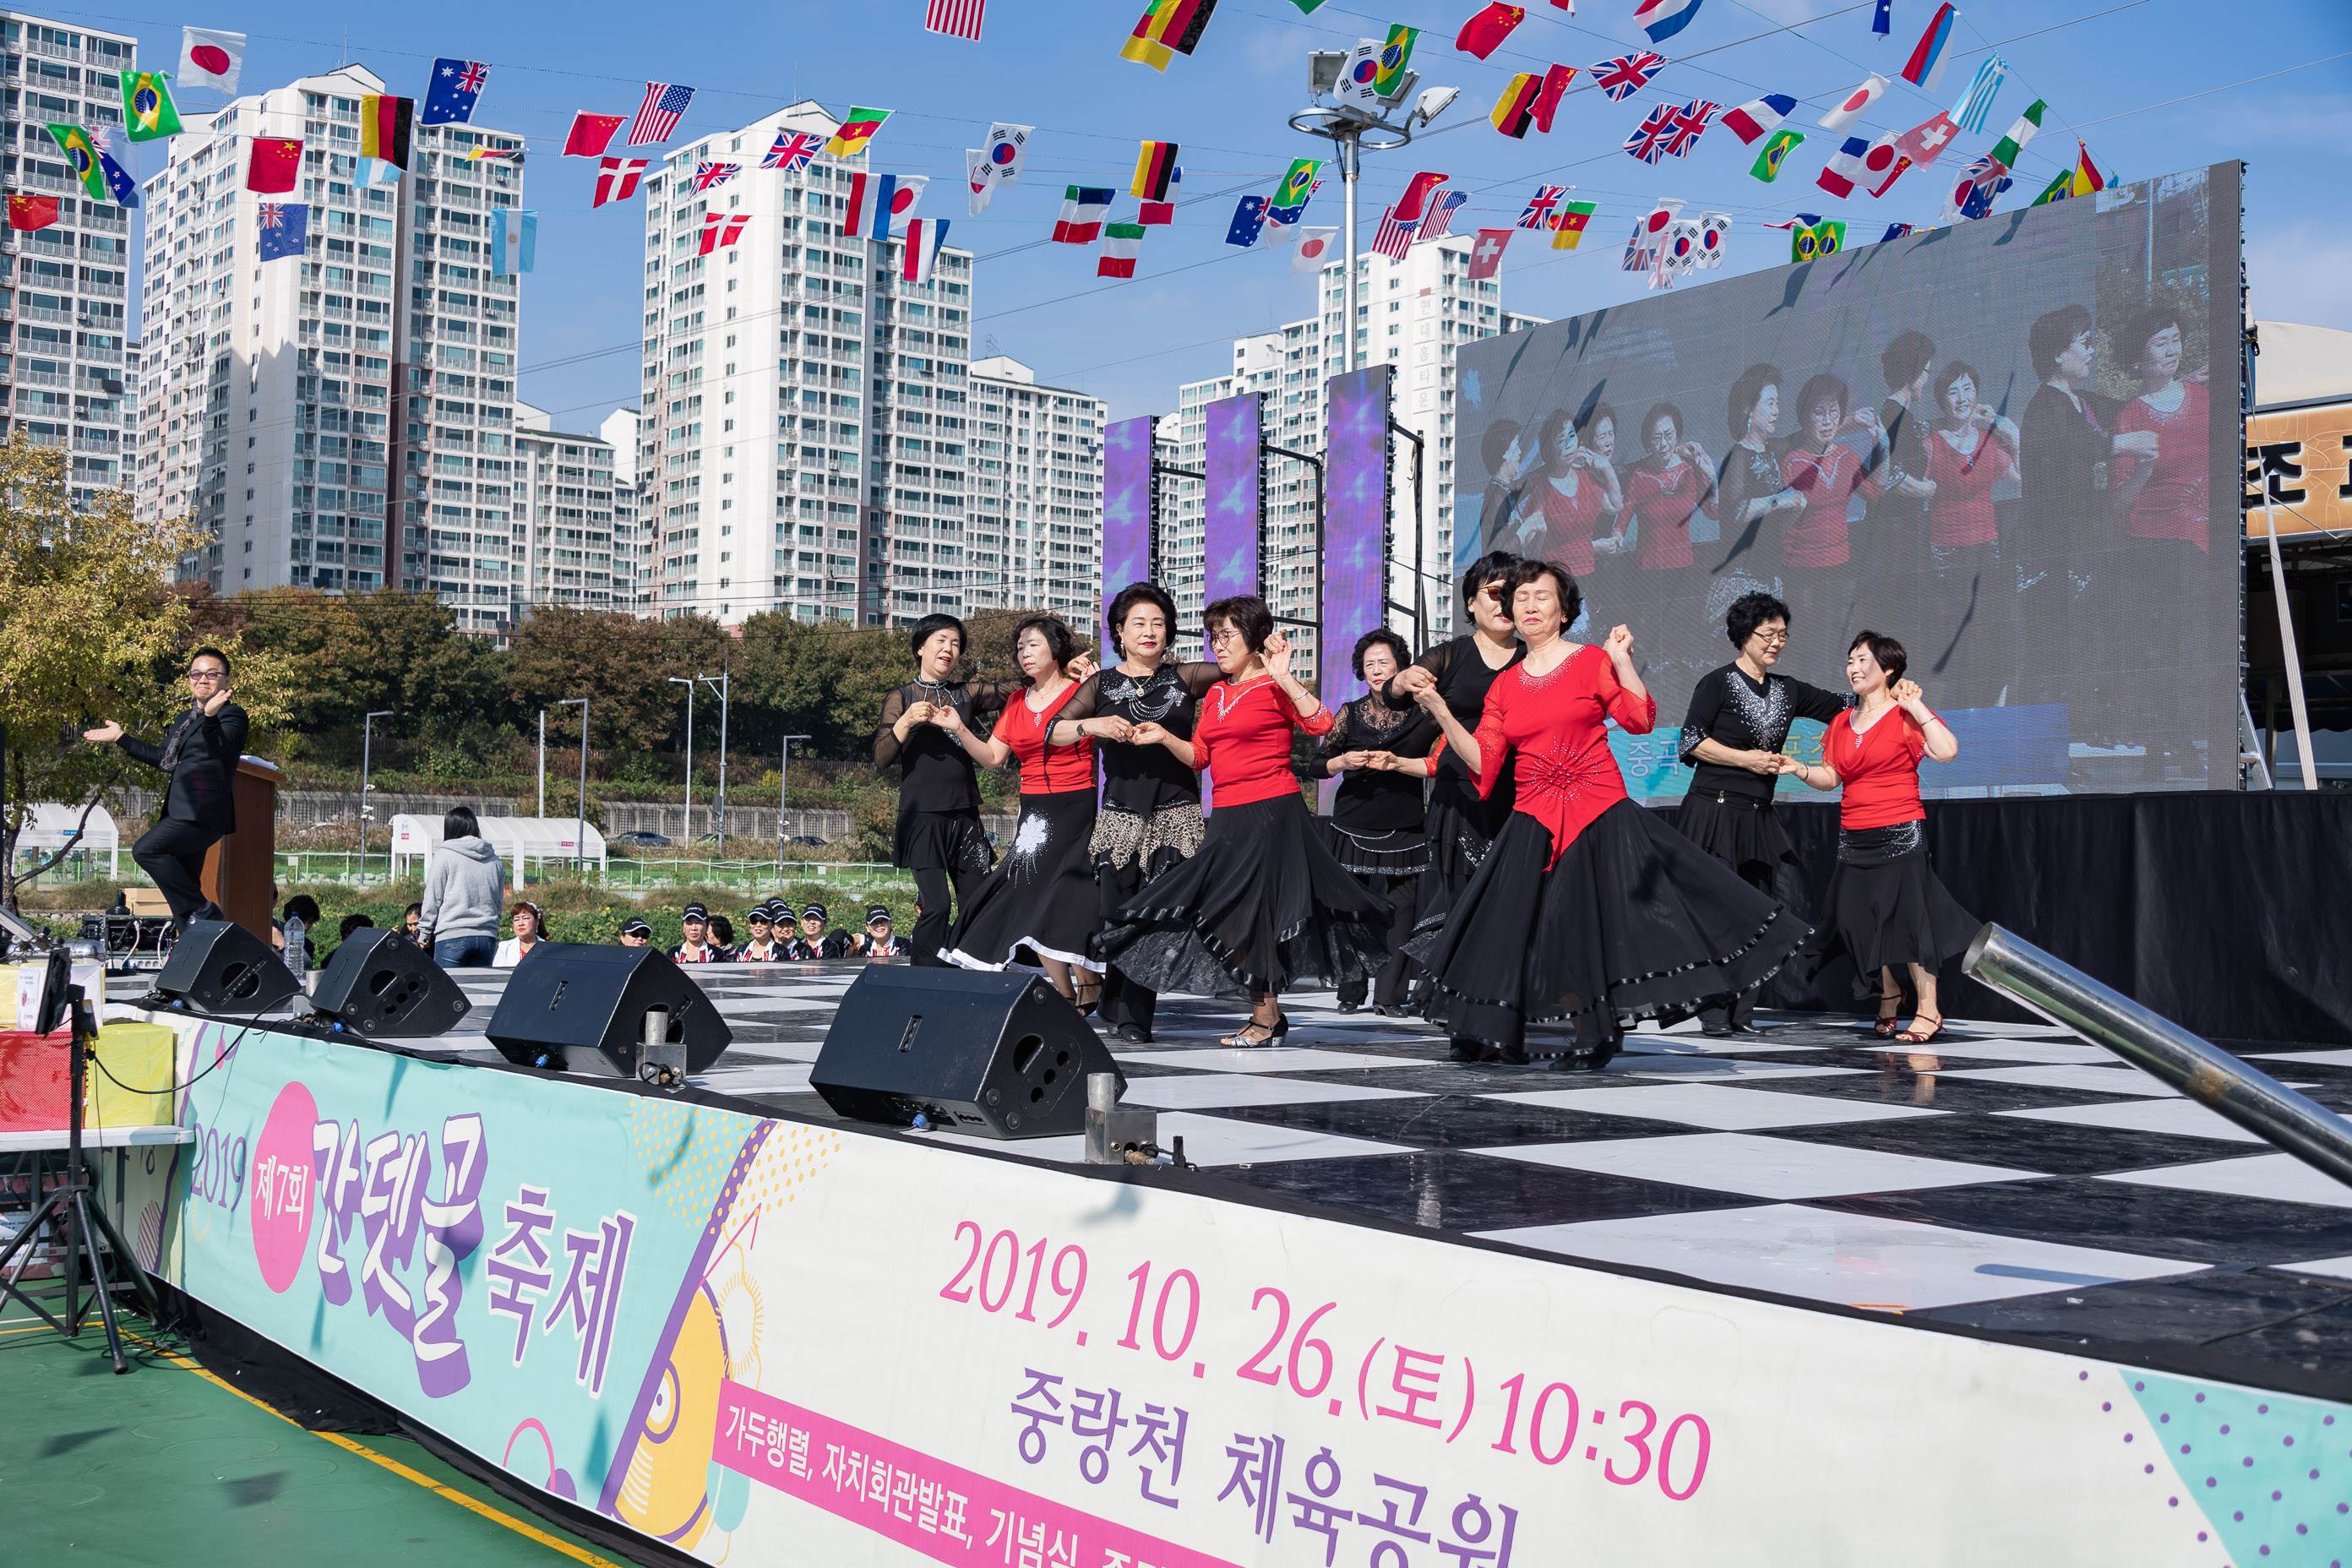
966;355;1103;618
1170;237;1544;655
600;406;650;612
513;400;622;608
137;64;524;621
640;99;976;627
0;12;139;505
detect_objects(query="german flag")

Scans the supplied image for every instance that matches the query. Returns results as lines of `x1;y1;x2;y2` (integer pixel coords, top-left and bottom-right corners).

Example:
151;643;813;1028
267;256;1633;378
1489;74;1542;139
360;94;413;169
1120;0;1220;73
1130;139;1179;202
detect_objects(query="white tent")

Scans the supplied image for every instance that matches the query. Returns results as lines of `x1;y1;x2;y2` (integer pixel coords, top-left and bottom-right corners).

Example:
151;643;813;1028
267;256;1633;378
13;803;121;877
389;814;607;879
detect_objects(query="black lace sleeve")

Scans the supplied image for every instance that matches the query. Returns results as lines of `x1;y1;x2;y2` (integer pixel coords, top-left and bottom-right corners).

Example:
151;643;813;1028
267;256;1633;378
1173;661;1222;699
966;680;1021;725
1382;639;1454;705
1055;671;1103;727
1677;670;1724;768
1788;678;1853;727
1318;699;1360;760
874;685;912;770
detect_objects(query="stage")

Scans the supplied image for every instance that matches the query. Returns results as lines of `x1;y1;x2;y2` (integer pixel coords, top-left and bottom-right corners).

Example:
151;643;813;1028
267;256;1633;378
105;961;2352;1566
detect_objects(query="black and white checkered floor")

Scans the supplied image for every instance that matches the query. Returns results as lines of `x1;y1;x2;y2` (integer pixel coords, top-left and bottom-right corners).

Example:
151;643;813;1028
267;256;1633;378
428;962;2352;1398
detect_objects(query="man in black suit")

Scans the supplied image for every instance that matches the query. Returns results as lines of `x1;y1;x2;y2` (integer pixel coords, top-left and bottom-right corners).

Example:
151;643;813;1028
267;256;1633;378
84;646;248;930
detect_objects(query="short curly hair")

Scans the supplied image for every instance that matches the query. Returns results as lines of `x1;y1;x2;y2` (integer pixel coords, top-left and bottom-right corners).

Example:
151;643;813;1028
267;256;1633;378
1726;591;1792;649
1351;627;1411;681
1106;581;1177;655
1502;558;1582;629
1203;595;1274;653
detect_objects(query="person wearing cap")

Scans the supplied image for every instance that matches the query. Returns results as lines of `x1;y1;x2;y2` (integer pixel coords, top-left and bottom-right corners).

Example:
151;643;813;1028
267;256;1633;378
618;917;654;948
856;905;909;958
738;905;784;962
493;901;546;967
786;902;853;960
672;903;722;964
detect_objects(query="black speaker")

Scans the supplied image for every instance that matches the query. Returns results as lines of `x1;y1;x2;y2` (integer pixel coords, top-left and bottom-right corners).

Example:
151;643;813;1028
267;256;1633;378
484;944;731;1077
150;919;301;1015
307;928;474;1037
812;967;1124;1139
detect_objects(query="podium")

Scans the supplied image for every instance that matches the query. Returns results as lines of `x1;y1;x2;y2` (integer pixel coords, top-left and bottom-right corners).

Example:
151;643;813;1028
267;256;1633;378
200;759;283;944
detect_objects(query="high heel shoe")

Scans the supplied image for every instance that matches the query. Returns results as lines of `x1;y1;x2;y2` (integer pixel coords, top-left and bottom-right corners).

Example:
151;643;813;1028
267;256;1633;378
1896;1011;1944;1046
1872;988;1905;1037
1222;1013;1290;1048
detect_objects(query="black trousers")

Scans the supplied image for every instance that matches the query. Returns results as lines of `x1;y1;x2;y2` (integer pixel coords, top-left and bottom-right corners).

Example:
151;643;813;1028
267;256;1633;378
1337;871;1420;1010
1094;853;1157;1036
133;816;222;927
910;863;985;967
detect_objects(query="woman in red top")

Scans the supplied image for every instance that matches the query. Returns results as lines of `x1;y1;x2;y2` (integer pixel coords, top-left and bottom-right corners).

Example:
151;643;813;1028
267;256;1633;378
1780;630;1974;1044
1407;560;1810;1069
1920;361;2020;706
936;614;1103;1007
1505;406;1621;578
1778;373;1889;651
2110;305;2210;551
1096;596;1393;1047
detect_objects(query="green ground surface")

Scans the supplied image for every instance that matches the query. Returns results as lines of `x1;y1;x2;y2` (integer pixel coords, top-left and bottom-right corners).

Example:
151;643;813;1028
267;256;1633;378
0;1307;611;1565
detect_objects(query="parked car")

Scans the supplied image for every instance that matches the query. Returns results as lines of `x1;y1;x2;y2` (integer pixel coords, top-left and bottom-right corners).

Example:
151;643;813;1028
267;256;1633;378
787;835;827;848
614;830;672;848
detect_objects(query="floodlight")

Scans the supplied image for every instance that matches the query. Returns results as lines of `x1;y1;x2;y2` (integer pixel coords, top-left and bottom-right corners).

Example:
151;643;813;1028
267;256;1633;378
1381;69;1420;107
1309;51;1348;95
1414;85;1462;125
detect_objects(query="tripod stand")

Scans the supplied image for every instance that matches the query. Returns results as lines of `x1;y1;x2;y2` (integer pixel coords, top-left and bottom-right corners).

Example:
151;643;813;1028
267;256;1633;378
0;984;166;1374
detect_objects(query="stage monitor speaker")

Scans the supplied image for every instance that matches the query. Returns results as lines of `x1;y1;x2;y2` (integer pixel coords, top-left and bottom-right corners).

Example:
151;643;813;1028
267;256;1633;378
811;967;1124;1139
307;928;474;1038
484;944;731;1079
149;918;301;1016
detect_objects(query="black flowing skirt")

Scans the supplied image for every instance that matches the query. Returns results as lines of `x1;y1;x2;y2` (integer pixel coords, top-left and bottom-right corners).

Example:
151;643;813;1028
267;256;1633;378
1407;800;1810;1056
896;806;994;879
1674;792;1810;910
1319;819;1430;879
945;791;1100;971
1095;792;1393;999
1810;820;1980;985
1417;773;1514;931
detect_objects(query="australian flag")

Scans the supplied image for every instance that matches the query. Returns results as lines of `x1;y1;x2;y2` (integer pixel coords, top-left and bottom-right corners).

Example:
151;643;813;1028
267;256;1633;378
422;58;488;126
1225;193;1268;247
258;202;308;262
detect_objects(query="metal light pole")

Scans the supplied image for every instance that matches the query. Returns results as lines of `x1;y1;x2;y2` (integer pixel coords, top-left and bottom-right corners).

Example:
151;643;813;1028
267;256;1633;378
360;710;393;878
778;733;811;850
558;697;590;875
667;675;695;844
536;708;547;818
700;672;732;847
1290;59;1461;373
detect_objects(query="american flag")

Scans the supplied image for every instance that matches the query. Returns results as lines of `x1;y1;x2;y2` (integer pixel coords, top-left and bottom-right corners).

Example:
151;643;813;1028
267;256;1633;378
1662;101;1719;158
628;82;694;146
1371;204;1416;261
693;161;741;192
259;202;287;228
764;131;823;172
1591;51;1669;101
925;0;987;41
1516;185;1566;228
1622;104;1680;164
1413;189;1467;242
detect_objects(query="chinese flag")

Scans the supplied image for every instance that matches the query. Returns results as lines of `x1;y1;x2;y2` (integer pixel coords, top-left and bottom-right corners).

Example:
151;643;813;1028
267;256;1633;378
8;193;59;231
1455;3;1526;60
248;137;302;193
564;112;627;157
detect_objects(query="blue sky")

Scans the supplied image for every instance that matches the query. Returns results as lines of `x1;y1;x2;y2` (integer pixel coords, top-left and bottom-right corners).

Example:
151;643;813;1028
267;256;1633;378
94;0;2352;430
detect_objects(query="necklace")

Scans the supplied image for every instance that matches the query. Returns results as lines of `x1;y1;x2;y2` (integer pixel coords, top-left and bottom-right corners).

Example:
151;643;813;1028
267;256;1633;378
1211;675;1271;721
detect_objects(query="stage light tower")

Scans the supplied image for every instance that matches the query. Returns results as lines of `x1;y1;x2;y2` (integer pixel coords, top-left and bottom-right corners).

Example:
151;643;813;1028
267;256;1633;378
1288;55;1461;372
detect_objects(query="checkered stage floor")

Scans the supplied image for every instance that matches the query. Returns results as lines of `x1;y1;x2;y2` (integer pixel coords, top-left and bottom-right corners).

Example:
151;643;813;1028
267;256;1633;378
423;962;2352;1396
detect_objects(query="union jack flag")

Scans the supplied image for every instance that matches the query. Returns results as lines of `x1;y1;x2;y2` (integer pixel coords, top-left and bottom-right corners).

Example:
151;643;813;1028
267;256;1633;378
693;161;741;192
259;202;287;227
1516;185;1566;228
1591;51;1669;101
1371;204;1416;261
1662;101;1719;157
455;61;488;95
764;131;823;172
1622;104;1681;164
628;81;694;146
1414;189;1468;242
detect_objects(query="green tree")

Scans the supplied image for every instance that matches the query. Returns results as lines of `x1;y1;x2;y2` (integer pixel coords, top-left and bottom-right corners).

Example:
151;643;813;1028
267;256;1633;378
506;604;685;758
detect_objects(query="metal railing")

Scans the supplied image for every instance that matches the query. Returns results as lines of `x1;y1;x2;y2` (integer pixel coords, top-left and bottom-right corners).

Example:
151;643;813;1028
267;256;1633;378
1964;924;2352;1191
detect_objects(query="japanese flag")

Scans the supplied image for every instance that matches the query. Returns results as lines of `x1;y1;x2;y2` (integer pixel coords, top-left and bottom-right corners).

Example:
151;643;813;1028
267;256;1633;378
179;27;246;93
1292;228;1337;274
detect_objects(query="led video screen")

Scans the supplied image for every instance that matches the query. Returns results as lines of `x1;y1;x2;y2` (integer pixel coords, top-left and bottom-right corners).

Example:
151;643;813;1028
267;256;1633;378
1202;391;1262;604
1323;365;1393;704
1100;414;1156;643
1454;162;2242;801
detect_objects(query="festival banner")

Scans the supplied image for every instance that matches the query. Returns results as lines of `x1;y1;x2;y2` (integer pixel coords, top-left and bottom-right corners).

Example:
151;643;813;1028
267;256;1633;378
1320;367;1391;758
126;1021;2344;1568
1100;416;1158;646
1200;392;1262;611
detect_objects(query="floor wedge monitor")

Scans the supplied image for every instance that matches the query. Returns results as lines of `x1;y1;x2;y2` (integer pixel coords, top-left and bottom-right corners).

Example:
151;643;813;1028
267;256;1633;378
148;919;301;1017
307;928;475;1037
484;943;731;1078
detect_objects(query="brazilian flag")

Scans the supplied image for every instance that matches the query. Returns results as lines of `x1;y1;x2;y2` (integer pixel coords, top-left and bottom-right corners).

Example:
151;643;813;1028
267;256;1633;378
46;123;109;200
122;70;183;141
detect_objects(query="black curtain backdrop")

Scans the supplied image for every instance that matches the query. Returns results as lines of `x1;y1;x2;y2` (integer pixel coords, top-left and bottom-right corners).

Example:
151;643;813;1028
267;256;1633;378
1685;793;2352;1046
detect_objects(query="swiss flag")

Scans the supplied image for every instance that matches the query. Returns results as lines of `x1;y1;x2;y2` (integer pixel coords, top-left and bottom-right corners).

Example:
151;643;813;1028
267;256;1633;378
1467;226;1513;280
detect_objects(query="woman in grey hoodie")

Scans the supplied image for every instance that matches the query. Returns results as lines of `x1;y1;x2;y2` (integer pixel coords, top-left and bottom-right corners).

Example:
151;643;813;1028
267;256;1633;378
422;805;508;967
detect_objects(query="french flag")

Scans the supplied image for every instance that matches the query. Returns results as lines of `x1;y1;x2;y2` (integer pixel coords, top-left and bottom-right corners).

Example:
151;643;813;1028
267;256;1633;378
1816;136;1870;199
1720;92;1795;145
1633;0;1706;44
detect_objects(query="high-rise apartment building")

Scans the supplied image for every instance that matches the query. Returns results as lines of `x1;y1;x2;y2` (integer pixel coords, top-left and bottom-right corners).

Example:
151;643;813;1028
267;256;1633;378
640;99;975;628
1168;239;1544;659
136;63;523;624
513;401;622;609
0;12;139;505
601;406;650;613
966;355;1103;618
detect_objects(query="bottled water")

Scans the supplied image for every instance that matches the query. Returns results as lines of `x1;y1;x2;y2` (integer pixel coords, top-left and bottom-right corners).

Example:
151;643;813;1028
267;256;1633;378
283;913;307;983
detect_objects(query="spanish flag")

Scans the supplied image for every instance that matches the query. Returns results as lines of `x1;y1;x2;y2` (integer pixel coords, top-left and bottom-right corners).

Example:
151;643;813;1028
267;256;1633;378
1121;0;1220;72
360;94;413;169
1131;139;1179;202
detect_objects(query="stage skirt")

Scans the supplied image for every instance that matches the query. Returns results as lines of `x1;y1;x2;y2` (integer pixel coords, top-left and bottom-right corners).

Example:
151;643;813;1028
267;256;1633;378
1809;819;1980;985
1095;792;1393;1000
1674;790;1812;911
943;792;1100;971
1417;777;1514;932
1406;800;1810;1059
896;807;994;879
1319;820;1430;879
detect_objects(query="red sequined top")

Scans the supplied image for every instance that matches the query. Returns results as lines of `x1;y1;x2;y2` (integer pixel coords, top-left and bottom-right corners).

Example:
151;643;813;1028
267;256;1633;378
2113;381;2211;549
997;681;1096;795
1190;676;1332;807
1923;428;2014;548
1467;645;1657;868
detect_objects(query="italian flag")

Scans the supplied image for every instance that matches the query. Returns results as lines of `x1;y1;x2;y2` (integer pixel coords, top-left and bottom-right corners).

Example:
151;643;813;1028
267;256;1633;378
1097;222;1146;278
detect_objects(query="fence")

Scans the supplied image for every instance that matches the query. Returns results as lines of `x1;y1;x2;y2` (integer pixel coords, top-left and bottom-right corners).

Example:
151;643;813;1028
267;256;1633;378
8;850;919;897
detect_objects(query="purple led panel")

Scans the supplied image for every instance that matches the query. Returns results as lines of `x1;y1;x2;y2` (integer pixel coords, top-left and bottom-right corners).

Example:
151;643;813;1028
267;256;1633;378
1321;366;1391;707
1202;392;1262;607
1100;415;1157;647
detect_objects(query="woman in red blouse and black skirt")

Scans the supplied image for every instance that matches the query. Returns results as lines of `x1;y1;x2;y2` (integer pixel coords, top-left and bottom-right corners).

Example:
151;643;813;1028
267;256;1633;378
1779;630;1977;1045
1094;596;1393;1047
1407;559;1810;1070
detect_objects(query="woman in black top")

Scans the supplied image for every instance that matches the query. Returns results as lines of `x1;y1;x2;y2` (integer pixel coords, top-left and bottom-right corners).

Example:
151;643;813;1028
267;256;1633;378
874;613;1026;966
1383;552;1525;947
1320;629;1438;1014
1044;582;1221;1043
1711;363;1808;587
1674;591;1848;1033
